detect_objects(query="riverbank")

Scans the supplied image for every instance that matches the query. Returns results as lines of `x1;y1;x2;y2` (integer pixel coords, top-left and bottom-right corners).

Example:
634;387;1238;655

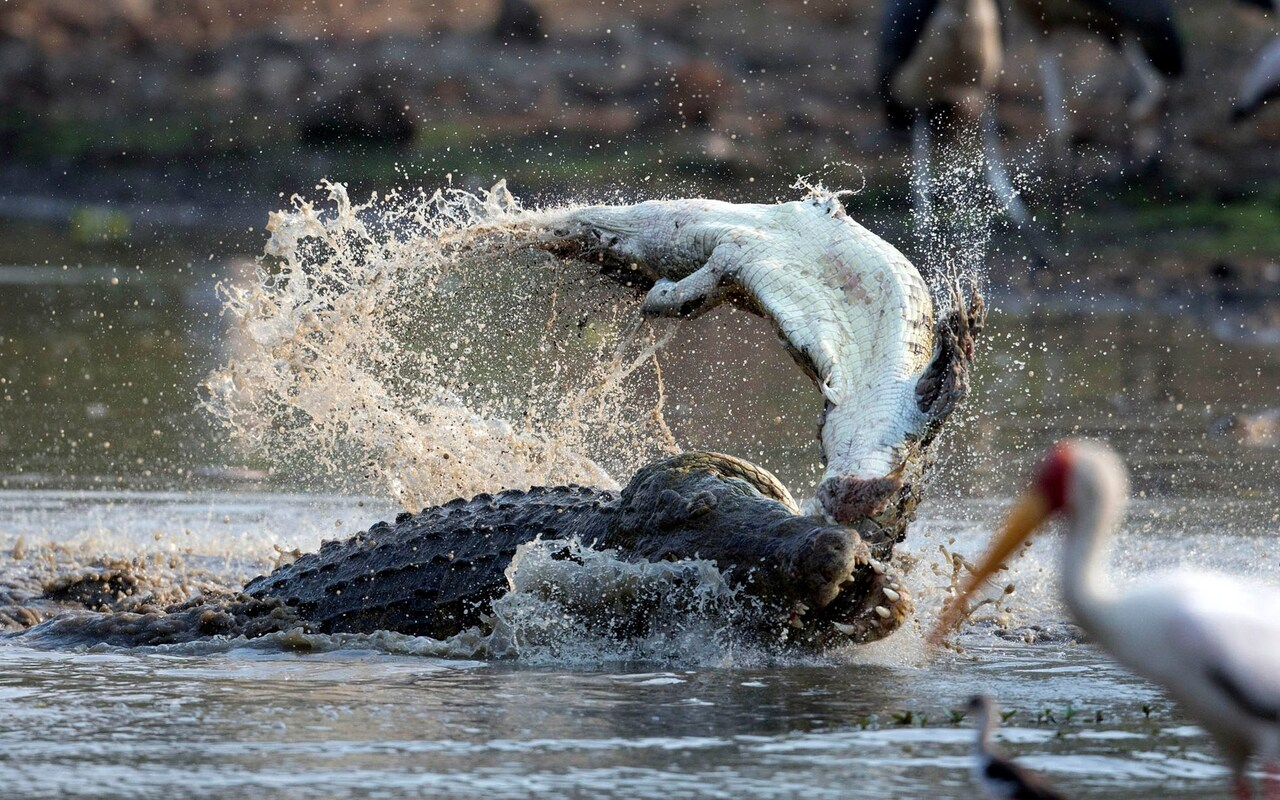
2;0;1277;302
2;0;1276;196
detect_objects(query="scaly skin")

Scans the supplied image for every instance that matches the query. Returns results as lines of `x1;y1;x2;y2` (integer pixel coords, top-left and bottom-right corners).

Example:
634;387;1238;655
526;195;944;524
12;197;984;652
16;452;917;649
244;451;912;647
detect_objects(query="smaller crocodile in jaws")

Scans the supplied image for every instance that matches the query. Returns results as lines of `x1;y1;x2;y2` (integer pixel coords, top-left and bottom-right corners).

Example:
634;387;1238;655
523;193;971;525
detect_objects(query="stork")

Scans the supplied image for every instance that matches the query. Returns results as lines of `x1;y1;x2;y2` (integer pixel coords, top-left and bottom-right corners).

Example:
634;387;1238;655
931;440;1280;799
876;0;1051;269
1012;0;1185;167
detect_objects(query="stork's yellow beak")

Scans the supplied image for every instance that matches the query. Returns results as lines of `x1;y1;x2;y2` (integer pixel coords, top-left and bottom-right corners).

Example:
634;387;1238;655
927;489;1053;647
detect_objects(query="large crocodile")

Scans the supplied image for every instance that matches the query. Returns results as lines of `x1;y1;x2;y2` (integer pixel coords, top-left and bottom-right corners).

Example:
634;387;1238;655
16;439;953;650
12;193;983;651
243;450;917;649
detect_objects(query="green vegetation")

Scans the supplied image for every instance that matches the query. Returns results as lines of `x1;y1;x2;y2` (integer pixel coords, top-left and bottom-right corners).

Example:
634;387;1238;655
1075;187;1280;259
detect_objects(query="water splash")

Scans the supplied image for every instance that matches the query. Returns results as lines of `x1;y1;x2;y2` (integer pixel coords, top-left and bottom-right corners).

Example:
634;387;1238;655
204;181;680;510
912;136;988;292
485;537;771;665
909;121;1042;301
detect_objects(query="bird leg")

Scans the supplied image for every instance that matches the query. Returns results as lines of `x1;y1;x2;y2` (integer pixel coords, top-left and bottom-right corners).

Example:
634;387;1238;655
1124;40;1168;126
910;114;934;263
1038;49;1072;168
1122;40;1169;171
980;109;1052;272
1236;773;1255;800
1264;762;1280;800
980;109;1031;226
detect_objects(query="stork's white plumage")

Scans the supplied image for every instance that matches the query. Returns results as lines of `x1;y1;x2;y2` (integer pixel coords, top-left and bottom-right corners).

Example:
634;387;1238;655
931;440;1280;799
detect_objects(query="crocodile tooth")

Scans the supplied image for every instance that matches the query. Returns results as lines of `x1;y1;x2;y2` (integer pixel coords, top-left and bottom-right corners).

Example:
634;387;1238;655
833;622;858;635
874;605;891;619
869;559;886;575
883;587;901;603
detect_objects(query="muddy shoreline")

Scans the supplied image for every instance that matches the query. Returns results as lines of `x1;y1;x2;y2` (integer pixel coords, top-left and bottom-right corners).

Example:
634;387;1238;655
2;0;1277;193
2;0;1277;302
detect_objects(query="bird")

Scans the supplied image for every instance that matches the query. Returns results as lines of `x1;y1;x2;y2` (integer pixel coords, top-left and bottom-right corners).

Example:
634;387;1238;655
930;439;1280;799
1235;39;1280;122
491;0;543;45
1012;0;1185;168
876;0;1051;268
968;695;1068;799
1214;408;1280;446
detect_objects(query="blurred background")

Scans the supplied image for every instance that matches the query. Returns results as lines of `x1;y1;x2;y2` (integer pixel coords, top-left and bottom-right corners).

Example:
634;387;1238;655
0;0;1278;492
2;8;1280;796
0;0;1275;281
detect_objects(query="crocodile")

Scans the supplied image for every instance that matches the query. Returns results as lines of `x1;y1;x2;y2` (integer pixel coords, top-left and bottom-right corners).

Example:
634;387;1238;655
242;450;917;649
521;193;963;525
13;193;983;651
15;289;980;652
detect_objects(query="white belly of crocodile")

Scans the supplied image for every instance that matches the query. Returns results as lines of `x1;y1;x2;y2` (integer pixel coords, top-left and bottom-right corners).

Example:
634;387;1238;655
733;207;934;482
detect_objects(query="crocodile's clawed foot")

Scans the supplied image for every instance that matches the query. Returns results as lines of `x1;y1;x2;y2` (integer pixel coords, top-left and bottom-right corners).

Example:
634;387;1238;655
796;560;914;647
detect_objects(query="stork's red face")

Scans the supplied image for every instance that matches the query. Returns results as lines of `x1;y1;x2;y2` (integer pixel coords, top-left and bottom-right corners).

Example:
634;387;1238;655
1034;441;1075;514
928;440;1077;646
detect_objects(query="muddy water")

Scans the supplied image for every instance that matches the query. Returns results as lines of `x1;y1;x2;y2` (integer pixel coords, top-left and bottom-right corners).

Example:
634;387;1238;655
2;217;1280;799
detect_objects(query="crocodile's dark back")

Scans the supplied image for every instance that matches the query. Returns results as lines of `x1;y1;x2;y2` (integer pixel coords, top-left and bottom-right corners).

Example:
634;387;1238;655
244;484;617;639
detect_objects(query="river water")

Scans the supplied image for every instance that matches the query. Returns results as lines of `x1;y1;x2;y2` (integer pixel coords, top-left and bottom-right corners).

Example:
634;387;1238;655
1;206;1279;799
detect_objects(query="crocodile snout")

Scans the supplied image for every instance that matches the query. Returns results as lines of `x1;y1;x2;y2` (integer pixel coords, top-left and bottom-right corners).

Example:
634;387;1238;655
789;527;865;609
814;474;902;525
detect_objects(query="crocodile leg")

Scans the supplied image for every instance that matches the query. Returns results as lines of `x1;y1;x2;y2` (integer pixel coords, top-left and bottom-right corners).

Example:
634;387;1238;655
638;247;735;318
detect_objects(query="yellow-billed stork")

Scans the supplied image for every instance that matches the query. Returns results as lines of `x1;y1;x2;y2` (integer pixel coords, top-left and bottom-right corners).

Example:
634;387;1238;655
931;440;1280;799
